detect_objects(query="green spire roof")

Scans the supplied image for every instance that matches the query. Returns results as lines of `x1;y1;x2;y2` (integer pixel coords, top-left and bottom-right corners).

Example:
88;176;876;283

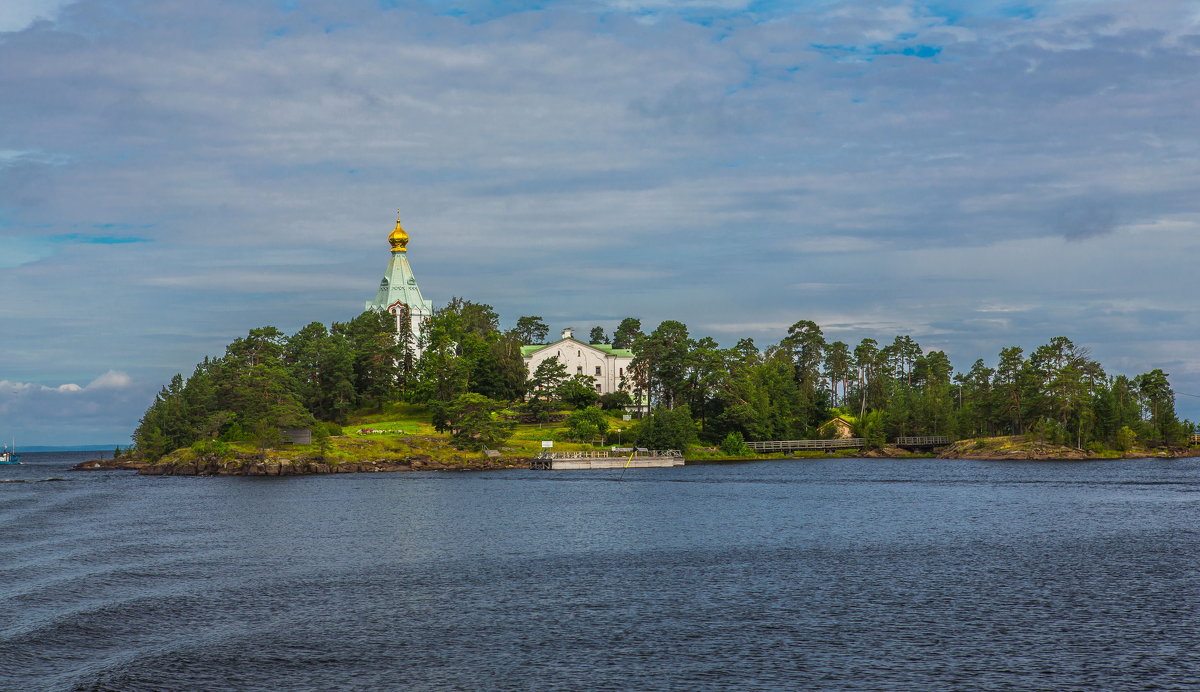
365;250;433;315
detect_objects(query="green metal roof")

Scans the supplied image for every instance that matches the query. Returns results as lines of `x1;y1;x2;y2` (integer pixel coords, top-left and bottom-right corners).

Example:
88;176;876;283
520;339;633;358
365;251;433;315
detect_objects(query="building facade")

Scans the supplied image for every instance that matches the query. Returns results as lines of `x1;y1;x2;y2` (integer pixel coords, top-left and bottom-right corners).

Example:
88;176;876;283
521;327;635;395
365;212;434;355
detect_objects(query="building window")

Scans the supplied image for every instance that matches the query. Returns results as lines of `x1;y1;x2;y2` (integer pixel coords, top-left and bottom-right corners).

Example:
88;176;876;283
595;384;601;392
577;366;583;375
595;366;602;376
619;368;623;376
577;350;581;357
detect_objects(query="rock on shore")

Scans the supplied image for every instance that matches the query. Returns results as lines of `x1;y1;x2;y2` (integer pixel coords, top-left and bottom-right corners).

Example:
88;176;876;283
937;436;1193;460
73;458;150;471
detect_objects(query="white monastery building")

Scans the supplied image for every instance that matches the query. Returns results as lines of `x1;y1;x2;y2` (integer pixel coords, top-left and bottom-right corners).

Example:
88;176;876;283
365;212;434;355
521;328;635;396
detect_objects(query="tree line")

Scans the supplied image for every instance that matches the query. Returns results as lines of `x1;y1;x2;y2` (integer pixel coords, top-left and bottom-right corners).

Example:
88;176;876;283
132;300;1192;459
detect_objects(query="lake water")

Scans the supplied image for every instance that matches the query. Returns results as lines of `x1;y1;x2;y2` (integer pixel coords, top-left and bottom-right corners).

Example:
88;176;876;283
3;452;1200;691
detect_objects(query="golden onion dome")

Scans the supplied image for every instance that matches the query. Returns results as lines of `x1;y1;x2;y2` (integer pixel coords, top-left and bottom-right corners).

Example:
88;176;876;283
388;210;409;252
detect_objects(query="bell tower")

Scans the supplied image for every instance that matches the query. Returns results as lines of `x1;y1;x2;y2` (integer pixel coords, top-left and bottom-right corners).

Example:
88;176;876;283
366;210;434;355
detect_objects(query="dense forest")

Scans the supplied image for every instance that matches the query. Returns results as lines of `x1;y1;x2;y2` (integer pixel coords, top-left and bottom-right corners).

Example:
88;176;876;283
132;298;1193;459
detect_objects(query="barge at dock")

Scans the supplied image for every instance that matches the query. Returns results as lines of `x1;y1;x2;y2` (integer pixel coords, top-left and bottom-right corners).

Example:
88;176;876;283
531;449;684;470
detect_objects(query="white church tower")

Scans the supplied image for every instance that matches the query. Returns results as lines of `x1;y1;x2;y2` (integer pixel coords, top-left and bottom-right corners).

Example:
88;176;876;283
365;211;434;355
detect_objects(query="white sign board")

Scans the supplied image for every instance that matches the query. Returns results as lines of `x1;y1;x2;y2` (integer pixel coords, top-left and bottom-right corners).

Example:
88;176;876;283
622;415;632;421
541;440;553;448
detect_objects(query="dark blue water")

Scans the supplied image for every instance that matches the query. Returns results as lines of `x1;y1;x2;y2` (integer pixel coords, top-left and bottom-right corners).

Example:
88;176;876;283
4;452;1200;691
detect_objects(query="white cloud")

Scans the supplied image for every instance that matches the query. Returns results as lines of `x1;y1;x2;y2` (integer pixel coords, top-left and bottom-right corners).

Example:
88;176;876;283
0;371;147;445
86;370;133;389
0;0;75;32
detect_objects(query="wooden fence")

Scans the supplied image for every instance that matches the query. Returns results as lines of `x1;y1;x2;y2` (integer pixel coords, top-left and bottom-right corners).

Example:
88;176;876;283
746;439;866;452
893;436;952;447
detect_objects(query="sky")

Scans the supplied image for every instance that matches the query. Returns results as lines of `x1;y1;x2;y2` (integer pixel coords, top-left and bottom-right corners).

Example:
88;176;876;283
2;0;1199;445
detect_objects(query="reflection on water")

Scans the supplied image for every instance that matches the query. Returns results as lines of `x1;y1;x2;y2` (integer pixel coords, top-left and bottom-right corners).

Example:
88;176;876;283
3;452;1200;691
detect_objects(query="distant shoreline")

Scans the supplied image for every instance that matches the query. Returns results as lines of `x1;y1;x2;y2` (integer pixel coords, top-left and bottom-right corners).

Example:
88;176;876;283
19;445;124;453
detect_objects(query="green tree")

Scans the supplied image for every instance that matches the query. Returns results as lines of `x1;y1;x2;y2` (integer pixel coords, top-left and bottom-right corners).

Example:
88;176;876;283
612;317;643;349
1136;369;1180;445
686;336;726;437
284;321;356;423
588;326;609;344
513;315;550;344
782;320;828;430
957;359;996;437
632;320;692;410
636;405;698;451
823;341;852;408
332;311;404;405
853;338;880;418
434;393;515;451
557;374;600;409
994;346;1026;434
528;356;568;403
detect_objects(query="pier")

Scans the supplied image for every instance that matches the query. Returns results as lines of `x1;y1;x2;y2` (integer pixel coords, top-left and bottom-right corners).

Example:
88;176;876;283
530;449;684;470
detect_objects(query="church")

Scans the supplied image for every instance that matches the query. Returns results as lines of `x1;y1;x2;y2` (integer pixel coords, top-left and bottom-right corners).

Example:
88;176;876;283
365;213;634;396
364;212;434;355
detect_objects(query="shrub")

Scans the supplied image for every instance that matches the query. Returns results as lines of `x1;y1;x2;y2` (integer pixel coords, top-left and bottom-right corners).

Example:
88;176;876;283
190;438;232;460
563;406;610;442
720;431;754;456
852;411;887;448
1115;425;1137;452
598;391;633;410
315;421;344;437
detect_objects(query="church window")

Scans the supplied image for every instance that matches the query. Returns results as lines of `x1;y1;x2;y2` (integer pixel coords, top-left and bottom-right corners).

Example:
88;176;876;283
577;366;583;375
595;366;602;376
619;368;623;376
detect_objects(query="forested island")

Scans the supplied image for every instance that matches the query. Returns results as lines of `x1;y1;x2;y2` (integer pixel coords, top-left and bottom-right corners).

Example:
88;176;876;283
98;298;1197;475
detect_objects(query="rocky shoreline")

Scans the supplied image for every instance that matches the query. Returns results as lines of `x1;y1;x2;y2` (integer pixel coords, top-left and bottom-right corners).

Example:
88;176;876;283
74;438;1197;476
935;438;1195;460
74;454;528;475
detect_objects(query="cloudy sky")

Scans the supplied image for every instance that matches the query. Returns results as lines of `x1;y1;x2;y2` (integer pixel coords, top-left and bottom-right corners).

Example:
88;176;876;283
2;0;1199;445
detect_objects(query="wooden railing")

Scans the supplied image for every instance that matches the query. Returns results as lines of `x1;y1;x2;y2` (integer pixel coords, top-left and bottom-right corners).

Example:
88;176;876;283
537;449;682;460
746;439;866;452
894;436;952;447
